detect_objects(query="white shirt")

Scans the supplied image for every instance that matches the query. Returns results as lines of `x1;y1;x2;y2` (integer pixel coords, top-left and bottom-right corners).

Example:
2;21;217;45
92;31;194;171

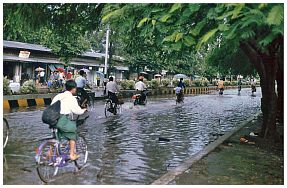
51;91;86;115
251;79;257;86
40;71;45;77
59;72;64;80
135;81;147;91
75;76;86;88
106;81;119;93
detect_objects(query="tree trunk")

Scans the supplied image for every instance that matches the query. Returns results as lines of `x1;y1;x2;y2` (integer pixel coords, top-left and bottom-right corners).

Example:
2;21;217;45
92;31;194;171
260;58;278;139
240;42;279;141
276;69;283;122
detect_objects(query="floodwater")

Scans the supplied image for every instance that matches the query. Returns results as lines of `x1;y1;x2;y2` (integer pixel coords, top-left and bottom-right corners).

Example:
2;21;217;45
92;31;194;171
3;88;261;185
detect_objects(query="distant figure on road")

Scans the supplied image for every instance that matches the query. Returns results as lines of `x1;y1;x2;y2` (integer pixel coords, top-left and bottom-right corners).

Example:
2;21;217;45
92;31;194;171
106;77;120;114
75;70;89;106
135;76;147;102
217;78;224;95
251;78;257;95
176;78;186;100
177;78;186;89
238;78;242;94
96;76;101;88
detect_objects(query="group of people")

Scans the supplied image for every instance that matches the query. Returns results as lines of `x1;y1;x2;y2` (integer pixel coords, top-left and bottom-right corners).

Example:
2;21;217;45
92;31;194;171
47;69;78;89
217;77;257;95
49;74;149;160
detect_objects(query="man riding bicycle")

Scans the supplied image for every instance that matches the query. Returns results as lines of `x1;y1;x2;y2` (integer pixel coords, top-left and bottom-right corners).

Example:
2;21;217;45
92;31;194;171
75;70;90;107
51;80;87;161
217;78;225;95
176;78;186;101
106;76;120;114
135;76;147;104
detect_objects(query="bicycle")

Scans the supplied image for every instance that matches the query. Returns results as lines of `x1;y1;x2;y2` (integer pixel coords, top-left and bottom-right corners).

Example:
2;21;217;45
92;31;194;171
104;95;122;118
3;118;9;148
76;89;94;109
175;90;184;105
35;126;88;183
251;85;256;96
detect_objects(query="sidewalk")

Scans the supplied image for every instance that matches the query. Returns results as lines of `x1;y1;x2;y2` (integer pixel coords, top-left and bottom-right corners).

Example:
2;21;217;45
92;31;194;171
172;114;284;185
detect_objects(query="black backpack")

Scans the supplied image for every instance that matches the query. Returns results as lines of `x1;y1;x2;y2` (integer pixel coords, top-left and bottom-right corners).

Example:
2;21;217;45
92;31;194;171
42;100;61;128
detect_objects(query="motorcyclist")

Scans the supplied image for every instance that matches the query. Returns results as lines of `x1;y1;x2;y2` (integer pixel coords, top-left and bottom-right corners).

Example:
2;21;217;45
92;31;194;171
106;76;120;114
134;76;147;104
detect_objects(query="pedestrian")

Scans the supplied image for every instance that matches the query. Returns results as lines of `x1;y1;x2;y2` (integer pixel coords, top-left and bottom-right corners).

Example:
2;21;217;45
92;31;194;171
96;76;101;87
40;70;45;85
59;71;64;87
238;78;242;94
67;71;73;80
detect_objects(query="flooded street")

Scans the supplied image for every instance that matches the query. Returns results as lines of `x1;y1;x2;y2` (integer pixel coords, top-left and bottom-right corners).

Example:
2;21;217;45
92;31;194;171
3;88;261;185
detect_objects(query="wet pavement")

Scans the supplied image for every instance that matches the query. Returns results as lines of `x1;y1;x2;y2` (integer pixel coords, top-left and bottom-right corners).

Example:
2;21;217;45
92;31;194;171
171;115;283;185
3;88;261;185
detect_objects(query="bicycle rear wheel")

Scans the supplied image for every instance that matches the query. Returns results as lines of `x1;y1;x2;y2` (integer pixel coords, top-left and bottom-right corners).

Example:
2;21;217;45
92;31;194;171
3;118;9;148
104;100;113;118
36;140;59;183
74;135;88;170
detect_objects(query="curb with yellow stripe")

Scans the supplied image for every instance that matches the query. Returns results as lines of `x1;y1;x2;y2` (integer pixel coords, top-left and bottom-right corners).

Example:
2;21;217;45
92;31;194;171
3;98;52;109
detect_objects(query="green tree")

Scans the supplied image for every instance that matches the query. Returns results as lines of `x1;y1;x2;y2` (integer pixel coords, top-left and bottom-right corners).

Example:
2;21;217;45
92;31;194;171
104;3;283;141
4;3;104;64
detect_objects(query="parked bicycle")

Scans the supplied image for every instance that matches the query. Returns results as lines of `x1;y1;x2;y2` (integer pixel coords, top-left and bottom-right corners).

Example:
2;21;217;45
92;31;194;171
35;120;88;183
3;118;9;148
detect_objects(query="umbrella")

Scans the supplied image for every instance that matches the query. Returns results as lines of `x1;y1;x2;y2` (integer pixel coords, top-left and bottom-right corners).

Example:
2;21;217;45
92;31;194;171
174;74;188;79
35;67;45;71
96;71;104;77
56;67;65;72
154;74;162;77
80;68;90;73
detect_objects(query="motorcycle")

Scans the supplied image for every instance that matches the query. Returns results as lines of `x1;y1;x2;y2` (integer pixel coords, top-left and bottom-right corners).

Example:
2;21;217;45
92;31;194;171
132;90;148;105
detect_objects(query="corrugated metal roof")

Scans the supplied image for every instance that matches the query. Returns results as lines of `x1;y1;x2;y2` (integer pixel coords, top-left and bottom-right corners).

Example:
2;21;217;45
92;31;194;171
4;40;51;52
3;40;105;59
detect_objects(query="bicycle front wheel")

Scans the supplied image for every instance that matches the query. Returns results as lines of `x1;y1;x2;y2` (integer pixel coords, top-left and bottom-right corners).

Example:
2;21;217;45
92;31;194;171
3;118;9;148
36;140;59;183
74;135;88;170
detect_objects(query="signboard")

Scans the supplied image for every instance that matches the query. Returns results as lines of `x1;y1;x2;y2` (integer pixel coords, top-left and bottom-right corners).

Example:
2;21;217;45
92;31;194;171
19;51;30;58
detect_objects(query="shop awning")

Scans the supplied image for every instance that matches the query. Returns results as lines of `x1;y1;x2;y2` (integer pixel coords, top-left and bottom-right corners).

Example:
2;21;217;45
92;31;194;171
48;64;56;71
54;64;64;69
114;66;129;71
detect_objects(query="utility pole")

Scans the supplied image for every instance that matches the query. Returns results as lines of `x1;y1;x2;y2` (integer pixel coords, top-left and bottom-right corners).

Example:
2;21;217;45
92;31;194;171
103;25;110;95
104;25;110;78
